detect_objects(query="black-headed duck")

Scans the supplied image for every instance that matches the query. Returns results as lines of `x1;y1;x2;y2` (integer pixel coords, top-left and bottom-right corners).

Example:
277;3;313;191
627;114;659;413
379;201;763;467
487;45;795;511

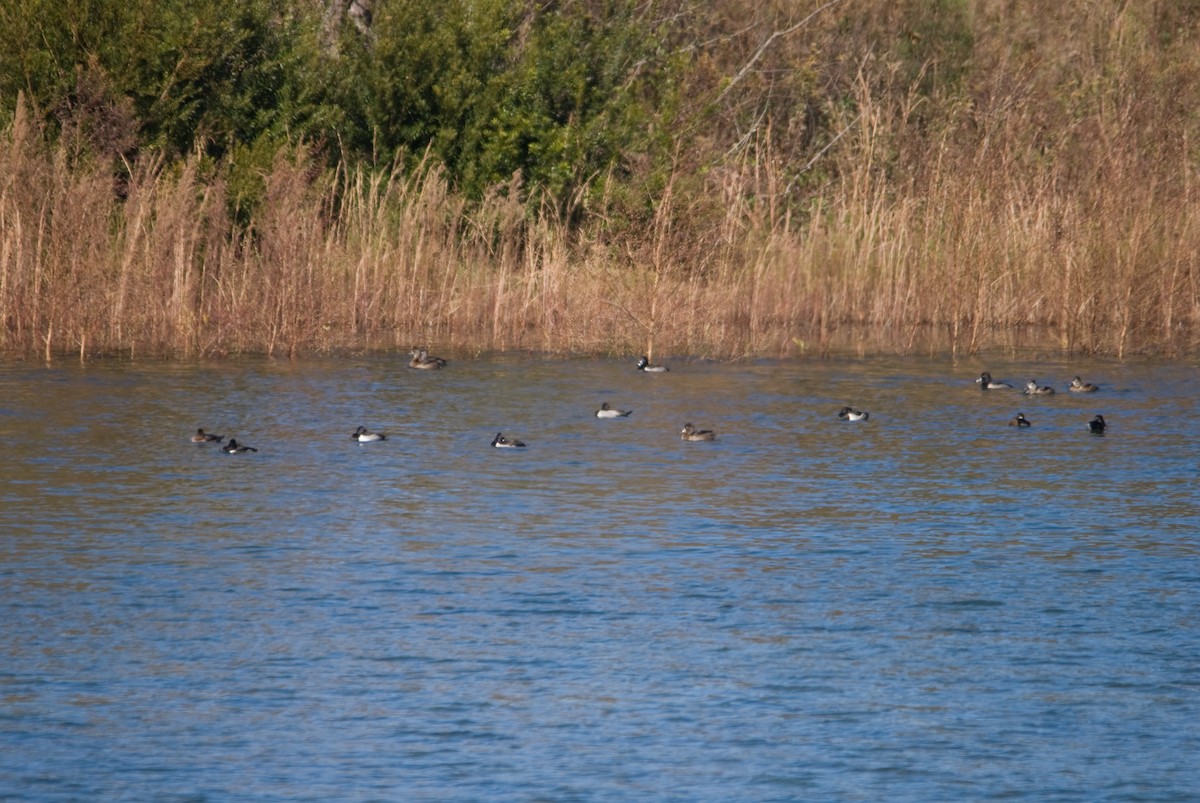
976;372;1012;390
636;356;669;372
595;402;633;418
492;432;526;448
351;426;387;442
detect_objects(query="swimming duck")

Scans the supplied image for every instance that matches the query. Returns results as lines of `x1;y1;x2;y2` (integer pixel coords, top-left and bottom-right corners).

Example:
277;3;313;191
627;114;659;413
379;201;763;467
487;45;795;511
1088;415;1107;434
595;402;633;418
976;372;1012;389
837;406;869;421
1069;376;1099;393
1008;413;1032;427
636;356;669;372
492;432;526;448
680;423;717;441
409;348;447;369
191;428;223;443
351;426;386;442
1023;380;1056;395
221;439;258;453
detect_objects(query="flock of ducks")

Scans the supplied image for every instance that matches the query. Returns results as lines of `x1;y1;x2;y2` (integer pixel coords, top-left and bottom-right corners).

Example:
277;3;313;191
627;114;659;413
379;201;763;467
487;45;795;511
191;348;454;451
976;372;1100;395
976;372;1108;433
188;354;1113;452
191;352;722;453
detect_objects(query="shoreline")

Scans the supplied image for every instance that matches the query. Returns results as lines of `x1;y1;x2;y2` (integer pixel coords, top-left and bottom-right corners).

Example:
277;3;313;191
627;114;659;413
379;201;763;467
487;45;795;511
5;324;1194;364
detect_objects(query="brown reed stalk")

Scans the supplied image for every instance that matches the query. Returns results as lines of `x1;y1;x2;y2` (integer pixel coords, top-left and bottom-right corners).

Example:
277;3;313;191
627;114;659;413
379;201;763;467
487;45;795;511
5;27;1200;364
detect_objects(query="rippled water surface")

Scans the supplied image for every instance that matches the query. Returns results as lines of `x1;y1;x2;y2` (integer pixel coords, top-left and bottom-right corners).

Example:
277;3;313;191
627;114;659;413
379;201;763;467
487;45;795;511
2;354;1198;801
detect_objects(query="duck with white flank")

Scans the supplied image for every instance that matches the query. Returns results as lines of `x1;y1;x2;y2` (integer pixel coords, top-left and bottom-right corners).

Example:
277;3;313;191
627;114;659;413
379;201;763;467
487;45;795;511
976;372;1012;389
351;426;386;442
838;406;869;421
636;356;669;372
595;402;633;418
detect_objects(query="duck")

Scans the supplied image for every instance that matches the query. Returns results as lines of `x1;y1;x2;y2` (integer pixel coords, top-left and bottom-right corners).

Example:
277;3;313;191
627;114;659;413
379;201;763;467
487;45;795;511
1008;413;1032;427
837;406;869;421
1024;380;1056;396
1088;415;1107;434
492;432;526;448
595;402;633;418
636;356;669;372
976;372;1012;389
221;439;258;454
191;428;223;443
351;425;386;442
1069;376;1099;393
409;348;447;369
680;423;717;441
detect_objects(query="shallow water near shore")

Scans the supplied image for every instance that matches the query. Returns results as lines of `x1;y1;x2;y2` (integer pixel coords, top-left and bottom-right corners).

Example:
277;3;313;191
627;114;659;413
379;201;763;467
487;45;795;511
1;353;1198;801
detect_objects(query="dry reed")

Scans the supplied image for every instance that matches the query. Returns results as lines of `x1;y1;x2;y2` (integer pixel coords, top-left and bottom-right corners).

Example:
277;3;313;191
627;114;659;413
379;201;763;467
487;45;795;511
3;62;1200;361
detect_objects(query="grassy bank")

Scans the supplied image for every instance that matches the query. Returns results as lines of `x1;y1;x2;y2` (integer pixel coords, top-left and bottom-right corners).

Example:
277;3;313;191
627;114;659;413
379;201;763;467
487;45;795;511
3;0;1200;360
4;102;1198;362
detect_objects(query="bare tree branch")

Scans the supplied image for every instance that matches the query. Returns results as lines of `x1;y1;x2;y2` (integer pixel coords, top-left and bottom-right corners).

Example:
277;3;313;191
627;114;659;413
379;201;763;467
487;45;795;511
716;0;851;105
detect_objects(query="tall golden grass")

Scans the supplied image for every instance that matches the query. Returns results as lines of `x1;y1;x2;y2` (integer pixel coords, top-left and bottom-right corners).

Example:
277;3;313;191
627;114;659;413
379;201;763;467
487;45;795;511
3;60;1199;361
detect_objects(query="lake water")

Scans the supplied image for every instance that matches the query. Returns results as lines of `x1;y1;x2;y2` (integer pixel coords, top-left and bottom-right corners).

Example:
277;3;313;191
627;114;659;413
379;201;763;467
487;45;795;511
1;353;1198;801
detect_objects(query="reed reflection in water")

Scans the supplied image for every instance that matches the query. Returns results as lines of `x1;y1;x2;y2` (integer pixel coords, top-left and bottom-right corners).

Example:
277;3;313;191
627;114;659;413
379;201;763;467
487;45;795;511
1;354;1198;801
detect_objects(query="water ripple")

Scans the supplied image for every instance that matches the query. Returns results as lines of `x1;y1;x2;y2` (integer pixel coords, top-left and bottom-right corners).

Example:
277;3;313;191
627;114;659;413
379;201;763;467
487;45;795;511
1;356;1198;801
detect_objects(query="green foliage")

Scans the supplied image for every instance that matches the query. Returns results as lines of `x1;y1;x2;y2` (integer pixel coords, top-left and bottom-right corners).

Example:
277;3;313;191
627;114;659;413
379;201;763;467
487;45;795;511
9;0;1195;226
0;0;335;160
338;0;515;176
336;0;673;204
481;5;661;200
132;0;344;159
0;0;131;127
0;0;689;210
225;133;285;228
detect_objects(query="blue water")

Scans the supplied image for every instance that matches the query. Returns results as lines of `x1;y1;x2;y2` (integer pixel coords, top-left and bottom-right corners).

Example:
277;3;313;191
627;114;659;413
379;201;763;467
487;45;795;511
1;354;1198;801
